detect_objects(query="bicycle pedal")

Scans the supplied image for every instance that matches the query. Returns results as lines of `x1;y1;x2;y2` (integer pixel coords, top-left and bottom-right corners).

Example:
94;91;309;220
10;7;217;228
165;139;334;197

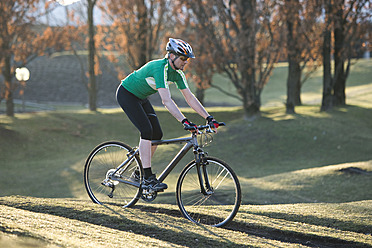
142;186;164;193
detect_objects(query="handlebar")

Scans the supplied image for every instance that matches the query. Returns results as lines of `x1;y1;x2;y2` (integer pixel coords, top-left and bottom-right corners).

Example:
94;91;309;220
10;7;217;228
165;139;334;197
184;122;226;132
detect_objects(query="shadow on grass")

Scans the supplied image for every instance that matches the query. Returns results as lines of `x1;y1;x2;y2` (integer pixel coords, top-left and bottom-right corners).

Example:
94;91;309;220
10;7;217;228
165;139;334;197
225;219;370;248
139;205;371;248
0;200;238;248
246;211;371;234
1;197;371;247
0;124;23;146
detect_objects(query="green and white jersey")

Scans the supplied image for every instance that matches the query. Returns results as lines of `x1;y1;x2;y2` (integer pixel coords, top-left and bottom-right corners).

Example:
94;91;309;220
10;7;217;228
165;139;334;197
121;58;188;99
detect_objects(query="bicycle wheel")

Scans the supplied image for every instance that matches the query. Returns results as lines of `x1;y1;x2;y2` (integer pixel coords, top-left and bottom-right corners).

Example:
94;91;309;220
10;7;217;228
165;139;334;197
84;141;142;208
176;157;241;227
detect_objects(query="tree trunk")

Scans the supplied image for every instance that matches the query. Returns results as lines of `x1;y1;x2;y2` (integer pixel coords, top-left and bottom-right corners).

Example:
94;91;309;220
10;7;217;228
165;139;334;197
3;55;14;117
285;6;302;114
243;91;260;120
286;58;302;113
195;87;205;105
333;0;346;106
240;0;260;119
136;0;148;68
88;0;97;111
321;6;333;112
294;73;302;106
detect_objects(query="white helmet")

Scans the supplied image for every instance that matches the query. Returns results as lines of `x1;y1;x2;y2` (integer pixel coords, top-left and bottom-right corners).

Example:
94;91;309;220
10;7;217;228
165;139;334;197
166;38;195;58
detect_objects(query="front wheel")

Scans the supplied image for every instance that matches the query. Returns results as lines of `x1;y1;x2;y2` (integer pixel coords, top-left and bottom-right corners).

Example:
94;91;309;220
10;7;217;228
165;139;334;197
84;141;142;208
176;157;241;227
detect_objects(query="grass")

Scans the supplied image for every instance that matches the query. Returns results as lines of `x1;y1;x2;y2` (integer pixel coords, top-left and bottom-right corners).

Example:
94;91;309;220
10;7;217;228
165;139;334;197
199;59;372;107
1;105;370;202
0;197;371;247
0;59;371;247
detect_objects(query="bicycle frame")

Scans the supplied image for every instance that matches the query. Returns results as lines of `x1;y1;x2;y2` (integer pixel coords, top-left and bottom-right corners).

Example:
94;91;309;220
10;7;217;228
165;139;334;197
151;136;194;182
110;131;213;195
156;132;215;195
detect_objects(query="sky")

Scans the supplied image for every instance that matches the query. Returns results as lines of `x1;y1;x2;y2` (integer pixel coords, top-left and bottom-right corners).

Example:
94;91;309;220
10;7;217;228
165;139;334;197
41;0;104;26
54;0;81;6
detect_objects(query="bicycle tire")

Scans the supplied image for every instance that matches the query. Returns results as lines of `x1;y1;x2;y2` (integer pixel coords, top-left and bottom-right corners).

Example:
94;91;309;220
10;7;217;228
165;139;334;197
176;157;241;227
84;141;142;208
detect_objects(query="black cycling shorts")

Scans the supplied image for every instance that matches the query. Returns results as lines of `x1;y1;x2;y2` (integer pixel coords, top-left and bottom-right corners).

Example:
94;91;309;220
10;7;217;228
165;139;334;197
116;85;163;141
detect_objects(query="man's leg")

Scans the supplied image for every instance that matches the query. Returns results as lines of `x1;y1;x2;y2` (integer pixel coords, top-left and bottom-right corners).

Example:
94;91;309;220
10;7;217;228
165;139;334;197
141;99;162;169
117;87;166;190
139;138;152;169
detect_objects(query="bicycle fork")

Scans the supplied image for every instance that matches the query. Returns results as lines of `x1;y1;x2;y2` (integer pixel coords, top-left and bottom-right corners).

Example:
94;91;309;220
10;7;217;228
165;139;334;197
194;148;213;196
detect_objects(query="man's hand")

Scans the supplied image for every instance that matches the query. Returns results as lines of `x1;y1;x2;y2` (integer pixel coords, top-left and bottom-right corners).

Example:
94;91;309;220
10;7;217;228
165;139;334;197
206;116;219;131
182;118;197;131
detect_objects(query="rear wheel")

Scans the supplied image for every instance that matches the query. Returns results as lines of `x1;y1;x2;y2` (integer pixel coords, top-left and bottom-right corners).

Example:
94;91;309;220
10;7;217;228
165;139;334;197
176;157;241;227
84;141;142;207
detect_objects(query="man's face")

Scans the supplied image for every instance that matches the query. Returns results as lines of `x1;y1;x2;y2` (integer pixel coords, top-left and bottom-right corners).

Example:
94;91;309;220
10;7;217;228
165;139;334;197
170;54;190;70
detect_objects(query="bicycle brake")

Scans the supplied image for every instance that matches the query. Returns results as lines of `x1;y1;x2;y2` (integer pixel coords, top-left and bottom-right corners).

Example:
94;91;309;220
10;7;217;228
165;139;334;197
202;157;209;165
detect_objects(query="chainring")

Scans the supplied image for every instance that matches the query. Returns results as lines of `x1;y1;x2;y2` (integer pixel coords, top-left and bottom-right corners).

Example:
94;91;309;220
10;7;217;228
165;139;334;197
140;188;158;202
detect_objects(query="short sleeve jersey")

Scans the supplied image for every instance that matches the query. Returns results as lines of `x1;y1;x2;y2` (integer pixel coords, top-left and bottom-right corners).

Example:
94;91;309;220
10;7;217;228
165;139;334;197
121;58;189;99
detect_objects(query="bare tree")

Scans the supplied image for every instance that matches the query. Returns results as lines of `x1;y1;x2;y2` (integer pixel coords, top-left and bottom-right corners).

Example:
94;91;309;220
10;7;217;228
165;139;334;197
183;0;283;119
87;0;98;111
321;0;333;111
333;0;369;106
0;1;37;116
172;12;215;105
282;0;321;114
0;0;69;116
102;0;169;73
321;0;370;111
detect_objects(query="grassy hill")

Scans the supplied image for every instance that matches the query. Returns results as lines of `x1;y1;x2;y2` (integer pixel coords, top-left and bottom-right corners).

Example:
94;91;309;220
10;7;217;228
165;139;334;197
1;104;371;247
1;59;372;247
1;196;371;247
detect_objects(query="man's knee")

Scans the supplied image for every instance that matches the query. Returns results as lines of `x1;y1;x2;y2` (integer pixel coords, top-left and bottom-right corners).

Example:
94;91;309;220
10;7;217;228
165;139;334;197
152;130;163;140
141;127;153;140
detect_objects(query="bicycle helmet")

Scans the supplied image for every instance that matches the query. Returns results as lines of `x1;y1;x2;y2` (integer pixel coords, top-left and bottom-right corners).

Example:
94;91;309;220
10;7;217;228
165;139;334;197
166;38;195;58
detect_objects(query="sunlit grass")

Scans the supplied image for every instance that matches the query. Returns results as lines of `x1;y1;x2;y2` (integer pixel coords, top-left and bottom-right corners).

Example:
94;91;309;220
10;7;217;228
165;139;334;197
201;58;372;108
239;160;372;204
1;196;371;247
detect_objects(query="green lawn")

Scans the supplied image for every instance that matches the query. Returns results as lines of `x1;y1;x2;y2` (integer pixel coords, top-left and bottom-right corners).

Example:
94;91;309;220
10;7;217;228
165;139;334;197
199;58;372;107
0;104;371;203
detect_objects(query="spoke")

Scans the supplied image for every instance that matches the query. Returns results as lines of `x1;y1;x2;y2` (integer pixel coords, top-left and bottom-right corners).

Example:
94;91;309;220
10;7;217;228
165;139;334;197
214;170;230;190
191;195;210;207
182;192;204;206
177;158;241;227
85;142;141;208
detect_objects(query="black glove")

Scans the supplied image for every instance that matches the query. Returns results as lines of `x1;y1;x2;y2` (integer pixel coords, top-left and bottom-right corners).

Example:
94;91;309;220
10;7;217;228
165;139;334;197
182;118;197;130
206;115;220;129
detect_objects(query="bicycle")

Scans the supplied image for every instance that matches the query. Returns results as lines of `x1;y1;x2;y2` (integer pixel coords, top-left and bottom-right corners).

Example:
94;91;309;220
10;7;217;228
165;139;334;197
84;123;241;227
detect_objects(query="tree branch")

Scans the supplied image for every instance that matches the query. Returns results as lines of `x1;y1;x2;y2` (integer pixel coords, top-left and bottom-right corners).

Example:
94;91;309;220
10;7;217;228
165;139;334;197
210;82;242;102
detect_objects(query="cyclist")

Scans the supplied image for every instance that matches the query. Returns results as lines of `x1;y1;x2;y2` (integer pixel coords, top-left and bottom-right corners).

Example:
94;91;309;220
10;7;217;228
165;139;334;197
116;38;220;192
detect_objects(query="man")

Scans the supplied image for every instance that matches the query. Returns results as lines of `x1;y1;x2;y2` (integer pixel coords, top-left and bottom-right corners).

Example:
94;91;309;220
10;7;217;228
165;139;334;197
116;38;220;191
